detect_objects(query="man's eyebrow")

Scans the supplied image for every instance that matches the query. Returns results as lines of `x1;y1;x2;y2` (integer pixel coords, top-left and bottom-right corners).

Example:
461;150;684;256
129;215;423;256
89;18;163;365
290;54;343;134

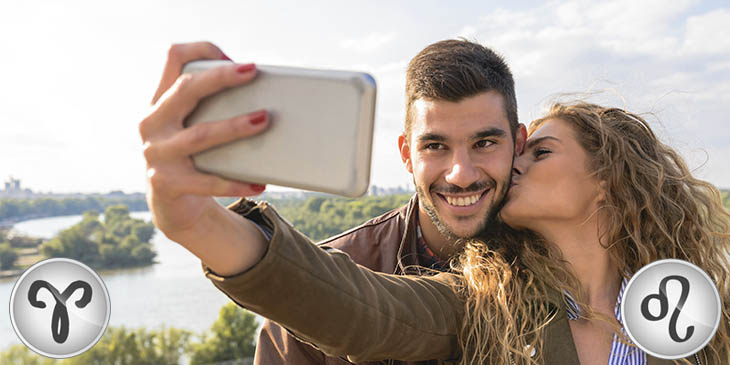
526;136;561;149
417;133;447;143
472;128;507;140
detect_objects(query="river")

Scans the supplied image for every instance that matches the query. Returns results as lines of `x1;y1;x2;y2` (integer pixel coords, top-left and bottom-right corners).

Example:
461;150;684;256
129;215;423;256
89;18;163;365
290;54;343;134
0;212;257;351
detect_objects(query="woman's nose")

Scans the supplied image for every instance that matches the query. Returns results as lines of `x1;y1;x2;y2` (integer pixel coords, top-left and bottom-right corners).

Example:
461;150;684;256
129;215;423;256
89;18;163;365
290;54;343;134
512;153;528;176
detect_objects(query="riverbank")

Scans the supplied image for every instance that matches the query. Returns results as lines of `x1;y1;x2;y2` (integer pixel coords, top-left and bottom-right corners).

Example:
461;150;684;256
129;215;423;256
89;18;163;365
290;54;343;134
0;209;156;279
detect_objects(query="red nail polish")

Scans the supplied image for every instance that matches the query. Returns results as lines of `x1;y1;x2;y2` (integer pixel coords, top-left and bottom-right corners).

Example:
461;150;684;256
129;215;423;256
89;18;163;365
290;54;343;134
220;52;232;61
251;184;266;192
236;63;256;73
249;111;267;125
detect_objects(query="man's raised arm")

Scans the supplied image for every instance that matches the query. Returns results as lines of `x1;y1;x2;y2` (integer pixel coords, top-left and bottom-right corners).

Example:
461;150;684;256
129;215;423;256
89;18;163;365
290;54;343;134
139;41;269;276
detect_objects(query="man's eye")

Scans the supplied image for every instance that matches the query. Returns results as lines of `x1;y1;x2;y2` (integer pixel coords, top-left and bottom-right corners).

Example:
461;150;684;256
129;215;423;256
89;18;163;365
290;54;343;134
475;140;494;148
424;143;444;150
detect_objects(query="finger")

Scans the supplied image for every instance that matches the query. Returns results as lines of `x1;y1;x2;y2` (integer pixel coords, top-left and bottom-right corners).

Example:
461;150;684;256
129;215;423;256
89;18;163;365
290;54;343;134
164;110;269;158
151;41;230;105
148;167;266;197
186;174;267;197
153;62;258;126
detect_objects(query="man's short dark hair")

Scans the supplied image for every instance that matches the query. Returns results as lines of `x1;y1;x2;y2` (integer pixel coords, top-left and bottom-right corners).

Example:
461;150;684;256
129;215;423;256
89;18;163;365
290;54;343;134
405;39;518;137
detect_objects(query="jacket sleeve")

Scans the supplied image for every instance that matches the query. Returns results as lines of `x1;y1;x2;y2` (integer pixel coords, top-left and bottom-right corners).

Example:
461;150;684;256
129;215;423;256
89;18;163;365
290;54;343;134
202;199;463;363
254;319;328;365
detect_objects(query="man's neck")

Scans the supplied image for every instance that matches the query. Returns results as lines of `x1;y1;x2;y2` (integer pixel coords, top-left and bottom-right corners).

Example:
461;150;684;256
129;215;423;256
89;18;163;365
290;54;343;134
417;204;460;260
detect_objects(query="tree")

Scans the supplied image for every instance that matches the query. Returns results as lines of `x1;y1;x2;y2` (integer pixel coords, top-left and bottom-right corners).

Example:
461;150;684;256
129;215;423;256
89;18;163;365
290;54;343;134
0;242;18;270
189;302;258;364
65;326;192;365
0;345;54;365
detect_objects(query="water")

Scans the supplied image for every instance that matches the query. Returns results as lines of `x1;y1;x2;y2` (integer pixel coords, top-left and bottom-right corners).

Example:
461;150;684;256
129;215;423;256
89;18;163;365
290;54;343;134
0;212;256;350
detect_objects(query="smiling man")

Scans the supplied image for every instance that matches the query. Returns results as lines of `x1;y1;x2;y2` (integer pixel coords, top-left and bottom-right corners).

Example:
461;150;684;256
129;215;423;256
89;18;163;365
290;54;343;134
254;40;526;364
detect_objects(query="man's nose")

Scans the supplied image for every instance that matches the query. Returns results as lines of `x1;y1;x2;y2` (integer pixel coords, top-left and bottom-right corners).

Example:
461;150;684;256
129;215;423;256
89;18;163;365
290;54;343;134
444;150;479;188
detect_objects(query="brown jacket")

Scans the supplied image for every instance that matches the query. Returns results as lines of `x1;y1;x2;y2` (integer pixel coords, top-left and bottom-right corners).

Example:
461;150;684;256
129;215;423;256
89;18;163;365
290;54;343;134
255;194;446;365
204;199;710;365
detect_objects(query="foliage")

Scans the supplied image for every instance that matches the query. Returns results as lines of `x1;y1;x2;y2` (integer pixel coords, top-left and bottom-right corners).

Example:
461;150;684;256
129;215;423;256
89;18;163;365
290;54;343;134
0;345;55;365
0;302;259;364
0;242;18;270
0;327;191;365
66;326;192;365
0;196;148;222
188;302;259;364
275;193;412;241
40;205;156;269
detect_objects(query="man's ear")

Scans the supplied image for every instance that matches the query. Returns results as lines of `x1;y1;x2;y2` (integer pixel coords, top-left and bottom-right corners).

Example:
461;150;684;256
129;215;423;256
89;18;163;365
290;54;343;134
398;133;413;173
515;124;527;155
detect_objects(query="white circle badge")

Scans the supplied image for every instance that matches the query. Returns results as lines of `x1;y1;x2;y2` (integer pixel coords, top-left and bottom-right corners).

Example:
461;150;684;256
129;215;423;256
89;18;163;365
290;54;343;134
9;258;111;358
621;259;721;359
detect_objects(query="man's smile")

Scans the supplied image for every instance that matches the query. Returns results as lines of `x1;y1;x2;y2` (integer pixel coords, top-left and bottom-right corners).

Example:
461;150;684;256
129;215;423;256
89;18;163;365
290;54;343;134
434;189;490;211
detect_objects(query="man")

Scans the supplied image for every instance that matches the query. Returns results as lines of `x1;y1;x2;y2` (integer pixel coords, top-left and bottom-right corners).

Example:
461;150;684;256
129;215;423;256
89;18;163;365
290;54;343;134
254;39;525;365
140;39;525;364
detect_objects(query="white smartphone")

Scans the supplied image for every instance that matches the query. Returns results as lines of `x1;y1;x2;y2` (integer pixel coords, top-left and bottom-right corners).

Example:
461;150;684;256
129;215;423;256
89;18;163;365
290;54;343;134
181;60;376;197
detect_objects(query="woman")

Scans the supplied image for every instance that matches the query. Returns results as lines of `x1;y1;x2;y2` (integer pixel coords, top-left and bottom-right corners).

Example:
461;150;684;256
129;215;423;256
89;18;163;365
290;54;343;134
201;101;729;364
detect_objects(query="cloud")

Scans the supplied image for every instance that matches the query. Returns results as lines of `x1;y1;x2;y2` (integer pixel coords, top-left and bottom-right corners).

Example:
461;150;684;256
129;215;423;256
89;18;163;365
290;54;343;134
340;32;396;53
459;0;730;187
682;9;730;54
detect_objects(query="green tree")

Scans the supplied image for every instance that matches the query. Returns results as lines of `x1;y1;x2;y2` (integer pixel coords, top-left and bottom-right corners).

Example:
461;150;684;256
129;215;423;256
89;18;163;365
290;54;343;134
0;344;54;365
189;302;258;364
65;326;191;365
0;242;18;270
41;225;101;264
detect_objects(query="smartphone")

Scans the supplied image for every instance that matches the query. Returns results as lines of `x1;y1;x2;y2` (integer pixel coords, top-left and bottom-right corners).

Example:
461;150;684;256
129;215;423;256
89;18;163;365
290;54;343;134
181;60;376;197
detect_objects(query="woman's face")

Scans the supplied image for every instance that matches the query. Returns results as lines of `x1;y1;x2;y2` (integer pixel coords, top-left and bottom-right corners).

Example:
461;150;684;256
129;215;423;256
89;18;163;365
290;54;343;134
500;118;604;231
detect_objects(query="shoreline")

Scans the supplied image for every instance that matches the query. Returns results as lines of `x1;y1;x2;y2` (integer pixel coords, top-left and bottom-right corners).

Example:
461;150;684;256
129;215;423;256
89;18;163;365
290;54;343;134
1;210;155;280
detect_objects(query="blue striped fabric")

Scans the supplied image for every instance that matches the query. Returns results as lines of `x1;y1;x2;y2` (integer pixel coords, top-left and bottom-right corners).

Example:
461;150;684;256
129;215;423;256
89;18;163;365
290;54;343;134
564;277;647;364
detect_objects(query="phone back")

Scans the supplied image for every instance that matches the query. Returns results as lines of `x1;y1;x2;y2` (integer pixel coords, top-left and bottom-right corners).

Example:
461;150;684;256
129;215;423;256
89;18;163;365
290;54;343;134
182;61;376;197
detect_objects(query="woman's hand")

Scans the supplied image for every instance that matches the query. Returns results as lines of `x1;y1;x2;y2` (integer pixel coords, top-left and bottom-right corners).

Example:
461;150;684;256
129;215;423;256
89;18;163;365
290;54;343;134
139;42;270;275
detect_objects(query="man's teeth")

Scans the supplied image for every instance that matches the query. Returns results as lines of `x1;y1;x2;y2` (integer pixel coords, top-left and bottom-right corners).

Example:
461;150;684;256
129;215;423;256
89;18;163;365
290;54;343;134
445;193;481;207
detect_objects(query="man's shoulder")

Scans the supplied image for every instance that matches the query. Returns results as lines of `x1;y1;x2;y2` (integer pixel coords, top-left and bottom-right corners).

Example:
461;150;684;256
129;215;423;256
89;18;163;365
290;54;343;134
316;202;412;270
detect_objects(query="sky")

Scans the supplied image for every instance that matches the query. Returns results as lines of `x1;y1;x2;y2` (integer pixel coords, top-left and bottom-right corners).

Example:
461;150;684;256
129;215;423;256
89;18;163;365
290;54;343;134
1;0;728;194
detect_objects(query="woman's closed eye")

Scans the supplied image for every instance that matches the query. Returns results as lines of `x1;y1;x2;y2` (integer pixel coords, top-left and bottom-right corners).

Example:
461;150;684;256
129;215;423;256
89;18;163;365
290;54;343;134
533;147;552;159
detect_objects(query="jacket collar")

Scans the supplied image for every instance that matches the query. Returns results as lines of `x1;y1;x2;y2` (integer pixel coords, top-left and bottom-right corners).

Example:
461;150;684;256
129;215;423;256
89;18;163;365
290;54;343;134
394;193;421;275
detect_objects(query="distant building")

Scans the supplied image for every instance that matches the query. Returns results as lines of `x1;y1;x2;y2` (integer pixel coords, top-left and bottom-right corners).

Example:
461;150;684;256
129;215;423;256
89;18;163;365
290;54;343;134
4;177;21;192
1;177;34;198
368;184;414;196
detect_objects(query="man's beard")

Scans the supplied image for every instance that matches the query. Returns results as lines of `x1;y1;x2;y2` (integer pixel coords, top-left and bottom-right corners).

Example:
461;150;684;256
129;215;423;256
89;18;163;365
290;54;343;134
415;176;510;240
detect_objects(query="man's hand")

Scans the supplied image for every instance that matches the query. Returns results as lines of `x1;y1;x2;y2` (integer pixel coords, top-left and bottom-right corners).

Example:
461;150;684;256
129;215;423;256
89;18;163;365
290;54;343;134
139;42;269;275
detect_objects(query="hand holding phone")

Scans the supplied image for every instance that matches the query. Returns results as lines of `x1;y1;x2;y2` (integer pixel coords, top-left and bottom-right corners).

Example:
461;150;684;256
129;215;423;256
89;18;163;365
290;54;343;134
182;60;376;197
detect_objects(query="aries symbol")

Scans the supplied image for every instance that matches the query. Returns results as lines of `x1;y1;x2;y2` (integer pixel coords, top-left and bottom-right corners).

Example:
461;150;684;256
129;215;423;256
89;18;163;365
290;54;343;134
28;280;93;344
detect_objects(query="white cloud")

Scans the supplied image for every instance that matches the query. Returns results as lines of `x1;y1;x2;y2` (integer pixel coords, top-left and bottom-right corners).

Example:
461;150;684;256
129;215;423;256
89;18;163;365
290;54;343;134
460;0;730;187
682;9;730;54
340;32;396;53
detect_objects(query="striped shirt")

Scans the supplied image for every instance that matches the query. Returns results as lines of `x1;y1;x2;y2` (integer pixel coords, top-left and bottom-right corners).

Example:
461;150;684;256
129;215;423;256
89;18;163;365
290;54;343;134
565;277;647;364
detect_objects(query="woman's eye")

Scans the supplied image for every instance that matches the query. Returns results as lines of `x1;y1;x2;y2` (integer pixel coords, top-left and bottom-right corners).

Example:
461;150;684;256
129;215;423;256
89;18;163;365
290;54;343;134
475;140;494;148
534;148;551;158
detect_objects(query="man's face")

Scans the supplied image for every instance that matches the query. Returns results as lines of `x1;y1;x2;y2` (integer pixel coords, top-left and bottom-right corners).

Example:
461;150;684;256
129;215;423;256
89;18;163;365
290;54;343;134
399;91;524;240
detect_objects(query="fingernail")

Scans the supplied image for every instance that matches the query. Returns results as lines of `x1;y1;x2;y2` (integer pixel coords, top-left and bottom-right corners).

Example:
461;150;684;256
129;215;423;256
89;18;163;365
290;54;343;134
249;110;267;125
251;184;266;192
236;63;256;73
220;52;232;61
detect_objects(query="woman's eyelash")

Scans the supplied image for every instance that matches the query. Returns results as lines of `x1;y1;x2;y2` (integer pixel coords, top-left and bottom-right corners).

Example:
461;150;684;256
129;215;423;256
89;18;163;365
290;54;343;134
533;148;551;157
